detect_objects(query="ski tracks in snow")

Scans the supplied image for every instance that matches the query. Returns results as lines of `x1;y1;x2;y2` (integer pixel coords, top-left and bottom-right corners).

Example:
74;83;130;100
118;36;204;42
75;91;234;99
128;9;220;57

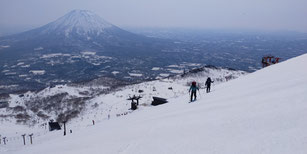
118;141;139;154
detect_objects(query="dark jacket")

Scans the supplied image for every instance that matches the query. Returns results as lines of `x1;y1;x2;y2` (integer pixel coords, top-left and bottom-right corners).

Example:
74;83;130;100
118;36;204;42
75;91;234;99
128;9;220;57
205;78;214;86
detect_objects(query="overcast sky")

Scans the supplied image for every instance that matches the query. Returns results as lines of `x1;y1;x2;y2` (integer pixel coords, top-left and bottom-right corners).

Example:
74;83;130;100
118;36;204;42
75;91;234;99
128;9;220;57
1;0;307;32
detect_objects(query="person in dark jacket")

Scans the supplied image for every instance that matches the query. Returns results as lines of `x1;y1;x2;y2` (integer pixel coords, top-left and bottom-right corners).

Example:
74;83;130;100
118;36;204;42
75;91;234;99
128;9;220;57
189;81;199;102
205;77;214;93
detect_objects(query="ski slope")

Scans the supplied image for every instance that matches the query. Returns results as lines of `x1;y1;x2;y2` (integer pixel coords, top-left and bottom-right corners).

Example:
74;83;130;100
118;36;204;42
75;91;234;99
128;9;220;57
2;54;307;154
0;66;245;127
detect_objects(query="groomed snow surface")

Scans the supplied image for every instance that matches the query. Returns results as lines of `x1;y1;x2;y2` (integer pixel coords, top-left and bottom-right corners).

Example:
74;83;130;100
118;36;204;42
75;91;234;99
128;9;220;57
2;54;307;154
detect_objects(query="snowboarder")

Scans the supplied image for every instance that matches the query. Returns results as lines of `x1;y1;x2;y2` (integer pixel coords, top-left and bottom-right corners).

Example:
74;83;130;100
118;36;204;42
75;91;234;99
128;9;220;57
205;77;214;93
189;81;199;102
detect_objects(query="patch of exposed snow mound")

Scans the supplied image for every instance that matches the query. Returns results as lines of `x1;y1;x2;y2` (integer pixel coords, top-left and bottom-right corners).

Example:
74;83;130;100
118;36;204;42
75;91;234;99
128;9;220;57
29;70;46;75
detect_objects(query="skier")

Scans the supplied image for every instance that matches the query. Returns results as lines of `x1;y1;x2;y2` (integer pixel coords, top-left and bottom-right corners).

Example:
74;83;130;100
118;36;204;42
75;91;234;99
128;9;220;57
205;77;214;93
262;57;266;67
189;81;199;102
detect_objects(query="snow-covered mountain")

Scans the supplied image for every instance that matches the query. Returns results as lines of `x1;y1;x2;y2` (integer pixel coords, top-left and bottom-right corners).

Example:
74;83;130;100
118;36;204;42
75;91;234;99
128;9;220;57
0;9;169;59
1;54;307;153
41;10;113;37
0;10;176;94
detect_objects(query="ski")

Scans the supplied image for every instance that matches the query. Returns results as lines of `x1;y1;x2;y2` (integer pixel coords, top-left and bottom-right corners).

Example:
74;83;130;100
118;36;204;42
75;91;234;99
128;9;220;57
188;99;197;103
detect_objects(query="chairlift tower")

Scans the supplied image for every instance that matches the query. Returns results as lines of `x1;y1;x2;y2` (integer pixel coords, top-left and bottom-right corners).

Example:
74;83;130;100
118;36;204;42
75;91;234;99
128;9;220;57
127;95;142;110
